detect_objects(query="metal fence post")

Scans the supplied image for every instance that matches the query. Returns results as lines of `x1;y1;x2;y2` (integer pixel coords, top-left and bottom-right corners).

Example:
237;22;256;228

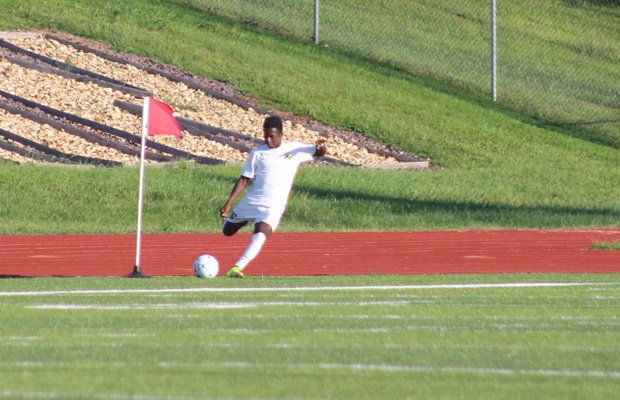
314;0;320;44
491;0;497;101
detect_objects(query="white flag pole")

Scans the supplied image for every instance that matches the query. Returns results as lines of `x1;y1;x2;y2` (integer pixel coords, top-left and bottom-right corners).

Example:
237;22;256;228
127;97;151;278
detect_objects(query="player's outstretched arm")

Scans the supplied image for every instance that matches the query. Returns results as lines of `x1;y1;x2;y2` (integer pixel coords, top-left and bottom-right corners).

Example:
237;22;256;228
314;139;327;157
220;176;250;219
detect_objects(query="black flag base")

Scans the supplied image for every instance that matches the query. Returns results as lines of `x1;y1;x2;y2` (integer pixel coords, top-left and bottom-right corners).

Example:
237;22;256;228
125;265;151;278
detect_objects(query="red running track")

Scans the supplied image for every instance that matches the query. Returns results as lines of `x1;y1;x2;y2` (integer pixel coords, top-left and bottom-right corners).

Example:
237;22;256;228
1;229;619;277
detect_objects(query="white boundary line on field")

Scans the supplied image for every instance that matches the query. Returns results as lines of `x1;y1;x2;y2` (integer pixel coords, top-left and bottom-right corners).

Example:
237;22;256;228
218;361;620;378
0;282;618;296
1;361;619;380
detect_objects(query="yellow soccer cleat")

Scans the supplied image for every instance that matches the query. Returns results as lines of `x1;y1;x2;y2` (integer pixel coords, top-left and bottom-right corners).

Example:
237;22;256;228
226;266;244;278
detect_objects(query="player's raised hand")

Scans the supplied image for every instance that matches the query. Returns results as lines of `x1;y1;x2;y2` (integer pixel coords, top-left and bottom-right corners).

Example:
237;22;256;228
314;139;327;157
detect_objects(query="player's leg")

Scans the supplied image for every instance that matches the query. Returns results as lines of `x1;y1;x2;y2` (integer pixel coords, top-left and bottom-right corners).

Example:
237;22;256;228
236;223;272;265
253;221;273;236
222;205;254;237
222;220;248;237
227;209;281;278
227;222;272;278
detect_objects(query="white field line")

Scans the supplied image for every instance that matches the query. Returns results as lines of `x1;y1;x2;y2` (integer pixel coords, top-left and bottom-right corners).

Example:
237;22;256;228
26;303;258;310
4;341;619;354
313;363;620;378
0;391;214;400
1;282;619;297
24;301;411;310
1;361;619;379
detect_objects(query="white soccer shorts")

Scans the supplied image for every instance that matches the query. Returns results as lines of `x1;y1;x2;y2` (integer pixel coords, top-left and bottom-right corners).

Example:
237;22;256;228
224;203;284;232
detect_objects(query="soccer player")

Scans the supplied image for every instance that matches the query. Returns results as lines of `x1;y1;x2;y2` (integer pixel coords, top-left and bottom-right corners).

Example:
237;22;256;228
220;115;327;278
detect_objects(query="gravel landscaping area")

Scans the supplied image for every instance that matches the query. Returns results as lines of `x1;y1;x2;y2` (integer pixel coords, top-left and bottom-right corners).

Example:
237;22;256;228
0;30;428;169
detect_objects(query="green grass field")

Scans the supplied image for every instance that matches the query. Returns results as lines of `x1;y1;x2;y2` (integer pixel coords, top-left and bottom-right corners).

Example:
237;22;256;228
1;274;620;399
1;161;619;235
1;0;620;235
1;3;619;397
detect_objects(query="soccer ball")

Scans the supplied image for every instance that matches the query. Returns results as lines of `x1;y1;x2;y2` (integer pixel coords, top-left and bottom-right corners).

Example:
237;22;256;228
193;255;219;278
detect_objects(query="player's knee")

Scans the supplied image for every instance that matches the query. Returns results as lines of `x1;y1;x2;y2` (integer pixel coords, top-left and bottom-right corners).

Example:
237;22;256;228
254;222;273;236
222;221;245;237
222;228;236;237
222;222;235;237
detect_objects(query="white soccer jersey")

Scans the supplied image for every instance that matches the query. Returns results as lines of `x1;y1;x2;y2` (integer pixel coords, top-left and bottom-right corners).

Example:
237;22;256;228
238;141;316;210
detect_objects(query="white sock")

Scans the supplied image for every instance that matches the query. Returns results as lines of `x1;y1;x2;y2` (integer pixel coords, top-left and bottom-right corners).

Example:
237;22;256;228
235;232;267;270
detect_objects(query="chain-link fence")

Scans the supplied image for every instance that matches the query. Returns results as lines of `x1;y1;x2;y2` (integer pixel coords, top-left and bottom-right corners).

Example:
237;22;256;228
185;0;620;146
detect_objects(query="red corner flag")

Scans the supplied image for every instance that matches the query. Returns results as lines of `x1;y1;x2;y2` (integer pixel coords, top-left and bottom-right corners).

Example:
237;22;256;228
130;97;183;278
143;97;183;138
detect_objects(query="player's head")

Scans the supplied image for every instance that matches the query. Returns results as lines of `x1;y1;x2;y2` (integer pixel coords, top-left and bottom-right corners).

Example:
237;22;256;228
263;116;283;149
264;116;283;133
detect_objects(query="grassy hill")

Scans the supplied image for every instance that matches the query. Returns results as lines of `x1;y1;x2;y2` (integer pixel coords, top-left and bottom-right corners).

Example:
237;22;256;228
0;0;619;234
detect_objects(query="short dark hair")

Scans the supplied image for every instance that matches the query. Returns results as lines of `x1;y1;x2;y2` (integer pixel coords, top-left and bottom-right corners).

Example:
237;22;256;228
263;115;283;133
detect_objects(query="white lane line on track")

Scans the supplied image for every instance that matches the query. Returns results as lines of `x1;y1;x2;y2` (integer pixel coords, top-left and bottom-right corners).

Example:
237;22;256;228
0;282;618;296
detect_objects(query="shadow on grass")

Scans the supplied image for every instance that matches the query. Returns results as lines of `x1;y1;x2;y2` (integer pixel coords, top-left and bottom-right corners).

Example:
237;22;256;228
292;184;620;227
562;0;620;7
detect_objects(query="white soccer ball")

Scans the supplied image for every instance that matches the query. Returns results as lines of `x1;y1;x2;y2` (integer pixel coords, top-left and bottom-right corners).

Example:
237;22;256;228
193;255;219;278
